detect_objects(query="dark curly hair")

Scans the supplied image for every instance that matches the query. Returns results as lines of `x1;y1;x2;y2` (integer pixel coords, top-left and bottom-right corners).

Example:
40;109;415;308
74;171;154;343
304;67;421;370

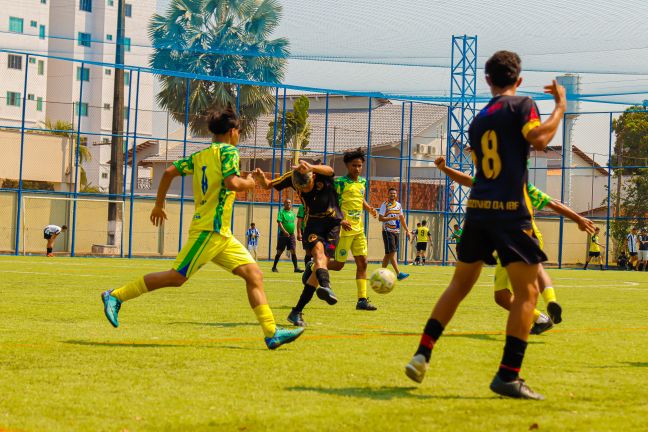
485;50;521;88
343;148;366;164
207;107;240;135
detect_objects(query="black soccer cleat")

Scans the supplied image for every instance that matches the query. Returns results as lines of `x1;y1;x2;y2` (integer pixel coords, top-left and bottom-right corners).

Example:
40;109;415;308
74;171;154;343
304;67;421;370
490;375;545;400
546;301;563;325
530;318;554;335
356;298;377;311
301;260;314;285
271;267;279;273
287;308;306;327
294;268;304;273
316;286;338;305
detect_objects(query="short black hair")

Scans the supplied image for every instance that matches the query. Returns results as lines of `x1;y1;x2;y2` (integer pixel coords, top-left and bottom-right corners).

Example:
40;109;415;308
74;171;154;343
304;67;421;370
61;225;68;230
207;107;240;135
251;222;255;226
485;50;521;88
421;220;427;226
388;187;398;193
454;224;459;229
343;148;365;164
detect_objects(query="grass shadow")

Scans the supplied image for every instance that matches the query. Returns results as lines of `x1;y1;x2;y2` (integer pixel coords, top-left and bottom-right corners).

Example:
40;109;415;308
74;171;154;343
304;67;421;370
623;361;648;367
286;385;493;401
167;321;258;328
64;340;187;348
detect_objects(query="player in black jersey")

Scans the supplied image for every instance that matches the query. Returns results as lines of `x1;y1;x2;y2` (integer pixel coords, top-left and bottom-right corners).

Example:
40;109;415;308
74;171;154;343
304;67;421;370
405;50;566;400
254;161;342;326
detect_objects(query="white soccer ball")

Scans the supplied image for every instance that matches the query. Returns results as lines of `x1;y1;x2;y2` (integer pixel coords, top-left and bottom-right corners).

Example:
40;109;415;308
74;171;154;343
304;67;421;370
369;268;396;294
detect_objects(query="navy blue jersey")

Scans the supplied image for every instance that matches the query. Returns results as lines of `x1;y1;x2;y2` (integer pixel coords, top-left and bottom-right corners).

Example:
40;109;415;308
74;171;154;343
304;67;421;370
466;95;541;228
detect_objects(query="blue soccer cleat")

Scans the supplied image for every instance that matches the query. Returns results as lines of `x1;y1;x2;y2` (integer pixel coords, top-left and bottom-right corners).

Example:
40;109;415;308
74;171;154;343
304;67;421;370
397;272;410;281
101;290;122;328
265;326;305;350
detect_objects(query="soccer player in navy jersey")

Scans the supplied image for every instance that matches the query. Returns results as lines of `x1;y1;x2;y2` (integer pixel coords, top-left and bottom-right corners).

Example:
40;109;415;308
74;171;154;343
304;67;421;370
405;51;567;400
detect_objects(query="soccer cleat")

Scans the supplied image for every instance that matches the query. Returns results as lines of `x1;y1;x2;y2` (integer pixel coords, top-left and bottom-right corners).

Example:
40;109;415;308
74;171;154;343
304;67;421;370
405;354;428;383
397;272;410;281
356;298;377;311
294;268;304;273
301;260;314;285
271;268;279;273
316;286;338;305
287;308;306;327
547;301;563;325
46;253;54;257
265;326;305;350
530;318;554;335
489;375;545;400
101;290;122;328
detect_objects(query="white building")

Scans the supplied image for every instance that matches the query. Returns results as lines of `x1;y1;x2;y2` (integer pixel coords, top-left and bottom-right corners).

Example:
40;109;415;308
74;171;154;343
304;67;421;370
0;0;155;191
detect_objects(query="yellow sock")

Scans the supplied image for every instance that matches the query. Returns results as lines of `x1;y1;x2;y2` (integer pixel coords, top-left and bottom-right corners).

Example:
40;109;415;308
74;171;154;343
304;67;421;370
111;276;148;302
356;279;367;299
533;309;541;322
542;287;557;305
253;304;277;338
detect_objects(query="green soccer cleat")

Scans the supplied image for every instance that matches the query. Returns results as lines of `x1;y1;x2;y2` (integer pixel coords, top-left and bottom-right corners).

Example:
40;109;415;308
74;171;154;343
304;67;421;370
101;290;122;328
490;375;545;400
265;327;305;350
405;354;428;383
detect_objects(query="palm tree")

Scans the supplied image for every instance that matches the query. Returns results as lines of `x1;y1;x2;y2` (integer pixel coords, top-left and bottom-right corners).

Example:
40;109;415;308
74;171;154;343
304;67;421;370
266;95;311;169
149;0;288;137
40;119;96;191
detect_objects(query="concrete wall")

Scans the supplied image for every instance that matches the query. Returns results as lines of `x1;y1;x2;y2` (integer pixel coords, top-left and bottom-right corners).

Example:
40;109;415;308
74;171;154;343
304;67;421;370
0;191;616;267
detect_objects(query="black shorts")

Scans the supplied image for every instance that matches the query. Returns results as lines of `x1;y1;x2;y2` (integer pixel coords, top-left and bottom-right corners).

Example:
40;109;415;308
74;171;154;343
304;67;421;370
276;234;296;252
457;221;547;266
43;231;52;240
382;231;399;254
589;251;601;258
416;242;427;252
304;221;340;258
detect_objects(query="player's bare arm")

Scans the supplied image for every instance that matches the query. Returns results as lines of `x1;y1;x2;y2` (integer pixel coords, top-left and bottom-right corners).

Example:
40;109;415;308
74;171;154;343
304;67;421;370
150;165;182;226
547;200;595;234
525;80;567;150
435;156;473;187
224;172;255;192
293;160;335;177
252;168;271;189
400;214;412;240
363;199;378;218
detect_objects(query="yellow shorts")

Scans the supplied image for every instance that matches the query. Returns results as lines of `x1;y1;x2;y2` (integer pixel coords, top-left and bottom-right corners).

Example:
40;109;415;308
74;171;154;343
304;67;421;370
173;230;255;278
493;259;512;293
335;232;368;262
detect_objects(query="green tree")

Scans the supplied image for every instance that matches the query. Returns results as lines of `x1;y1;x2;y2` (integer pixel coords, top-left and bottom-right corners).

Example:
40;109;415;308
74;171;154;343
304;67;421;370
40;119;97;192
609;169;648;253
266;95;311;168
612;106;648;176
149;0;288;137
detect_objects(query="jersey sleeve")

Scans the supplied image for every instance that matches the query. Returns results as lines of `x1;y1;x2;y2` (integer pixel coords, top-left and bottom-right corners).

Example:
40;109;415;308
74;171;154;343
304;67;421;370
297;205;305;218
378;202;387;216
277;211;284;224
527;183;552;210
269;171;294;191
220;145;240;178
519;98;541;140
173;154;194;176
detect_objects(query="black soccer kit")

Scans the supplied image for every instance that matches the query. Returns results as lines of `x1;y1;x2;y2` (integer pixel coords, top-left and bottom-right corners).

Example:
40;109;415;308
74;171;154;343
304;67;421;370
270;171;342;258
458;95;548;266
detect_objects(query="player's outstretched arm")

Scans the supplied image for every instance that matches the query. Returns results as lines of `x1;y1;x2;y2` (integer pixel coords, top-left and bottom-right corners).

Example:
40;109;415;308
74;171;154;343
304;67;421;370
252;168;272;190
435;156;473;187
525;80;567;150
224;172;255;192
547;200;595;234
293;160;334;177
363;199;378;218
150;165;182;226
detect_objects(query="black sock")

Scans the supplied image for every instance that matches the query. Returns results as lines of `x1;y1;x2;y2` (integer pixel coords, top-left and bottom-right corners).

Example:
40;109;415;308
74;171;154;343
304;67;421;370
415;319;444;362
292;252;299;270
46;247;52;254
497;335;528;382
272;253;281;269
295;284;316;312
422;258;426;264
315;268;330;288
304;255;311;266
414;257;420;264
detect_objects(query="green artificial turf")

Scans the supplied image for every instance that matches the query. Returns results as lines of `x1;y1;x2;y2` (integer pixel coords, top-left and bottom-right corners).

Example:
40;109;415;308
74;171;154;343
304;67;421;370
1;256;647;431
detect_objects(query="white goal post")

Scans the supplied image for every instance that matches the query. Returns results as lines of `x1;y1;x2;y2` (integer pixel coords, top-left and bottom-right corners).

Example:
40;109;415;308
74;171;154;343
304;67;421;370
21;195;125;256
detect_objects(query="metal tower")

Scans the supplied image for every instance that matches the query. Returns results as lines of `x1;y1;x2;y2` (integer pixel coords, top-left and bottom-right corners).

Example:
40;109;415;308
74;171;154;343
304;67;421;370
443;35;477;263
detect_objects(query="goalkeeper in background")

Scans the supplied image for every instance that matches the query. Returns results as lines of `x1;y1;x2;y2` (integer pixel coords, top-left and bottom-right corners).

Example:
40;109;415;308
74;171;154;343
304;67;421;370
100;108;304;350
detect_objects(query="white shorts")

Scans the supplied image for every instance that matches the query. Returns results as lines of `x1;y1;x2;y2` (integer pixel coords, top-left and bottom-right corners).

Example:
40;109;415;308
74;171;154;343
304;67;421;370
639;250;648;261
247;245;258;252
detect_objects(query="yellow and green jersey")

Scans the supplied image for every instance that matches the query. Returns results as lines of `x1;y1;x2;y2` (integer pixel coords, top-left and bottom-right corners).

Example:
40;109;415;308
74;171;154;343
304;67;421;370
590;234;600;252
335;175;367;237
173;142;240;236
417;226;430;242
527;182;551;250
